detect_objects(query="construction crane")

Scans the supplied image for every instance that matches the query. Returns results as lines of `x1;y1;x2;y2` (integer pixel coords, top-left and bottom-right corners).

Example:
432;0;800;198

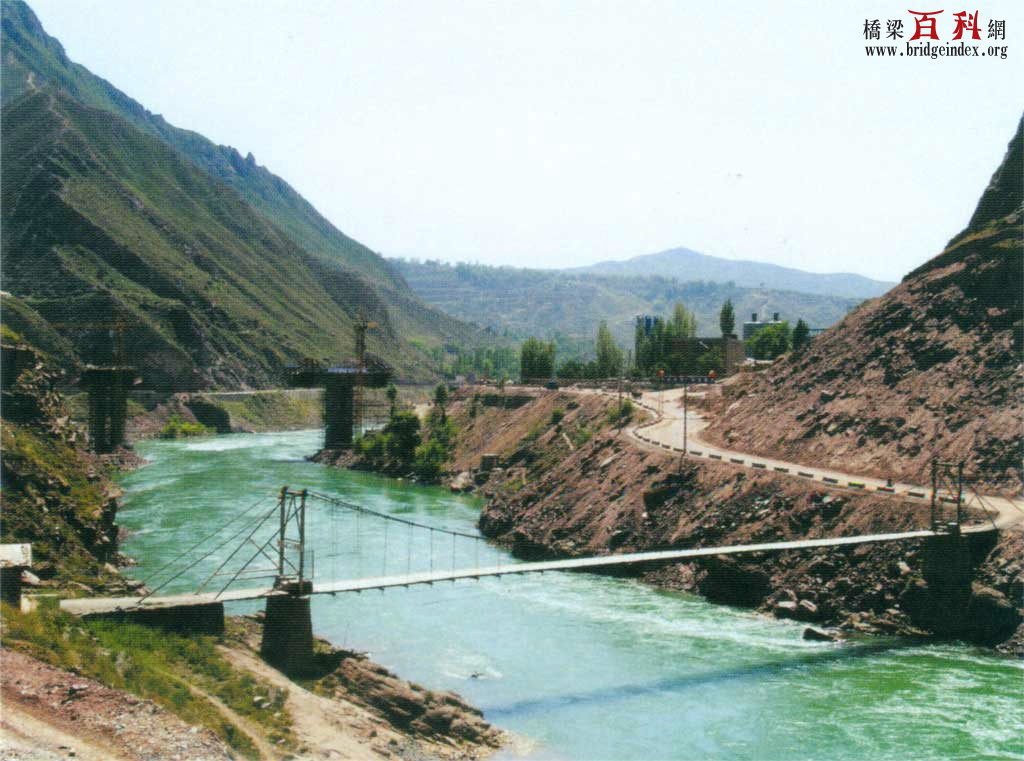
352;318;379;438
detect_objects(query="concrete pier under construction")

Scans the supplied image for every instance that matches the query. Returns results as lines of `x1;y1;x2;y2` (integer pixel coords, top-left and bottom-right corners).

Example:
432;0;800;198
286;361;392;448
79;366;137;453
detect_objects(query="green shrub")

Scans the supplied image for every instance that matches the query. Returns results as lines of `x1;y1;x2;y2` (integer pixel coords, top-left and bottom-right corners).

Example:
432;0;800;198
413;439;448;480
159;415;212;439
384;411;422;463
570;425;592;447
550;408;565;425
607;399;634;426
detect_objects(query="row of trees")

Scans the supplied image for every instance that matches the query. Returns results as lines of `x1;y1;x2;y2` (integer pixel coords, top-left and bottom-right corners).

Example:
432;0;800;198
746;318;811;359
508;299;814;380
634;304;702;375
431;344;518;380
521;321;627;380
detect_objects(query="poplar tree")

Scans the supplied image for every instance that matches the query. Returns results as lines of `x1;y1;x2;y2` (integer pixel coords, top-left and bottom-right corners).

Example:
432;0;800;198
792;319;811;353
719;300;735;337
595;321;623;378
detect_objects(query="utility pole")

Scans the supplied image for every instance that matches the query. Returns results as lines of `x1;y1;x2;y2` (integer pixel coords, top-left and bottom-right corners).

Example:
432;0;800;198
683;384;688;456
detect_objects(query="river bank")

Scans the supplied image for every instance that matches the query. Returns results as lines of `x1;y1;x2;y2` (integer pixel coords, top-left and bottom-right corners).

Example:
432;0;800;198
110;427;1024;760
1;354;503;760
61;388;325;441
329;386;1022;654
1;609;504;761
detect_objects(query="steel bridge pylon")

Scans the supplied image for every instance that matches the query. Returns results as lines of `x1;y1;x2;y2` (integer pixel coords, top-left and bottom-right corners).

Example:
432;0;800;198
261;486;316;675
930;460;965;533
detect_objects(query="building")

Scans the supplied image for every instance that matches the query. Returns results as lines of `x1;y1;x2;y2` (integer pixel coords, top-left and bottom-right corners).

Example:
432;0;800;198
742;312;784;340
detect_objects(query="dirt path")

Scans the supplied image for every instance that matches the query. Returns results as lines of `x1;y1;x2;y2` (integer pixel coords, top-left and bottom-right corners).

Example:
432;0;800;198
220;646;408;760
0;700;128;761
164;668;279;760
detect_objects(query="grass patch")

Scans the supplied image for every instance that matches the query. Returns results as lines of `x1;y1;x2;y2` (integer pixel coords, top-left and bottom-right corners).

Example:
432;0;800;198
0;604;295;756
212;392;322;431
569;424;593;448
606;399;634;426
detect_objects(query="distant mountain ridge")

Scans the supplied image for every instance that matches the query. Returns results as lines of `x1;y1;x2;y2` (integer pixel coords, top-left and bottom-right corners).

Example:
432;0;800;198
391;259;862;354
570;247;895;300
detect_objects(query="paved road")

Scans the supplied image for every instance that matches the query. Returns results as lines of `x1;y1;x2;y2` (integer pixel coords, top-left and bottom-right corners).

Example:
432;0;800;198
619;387;1023;532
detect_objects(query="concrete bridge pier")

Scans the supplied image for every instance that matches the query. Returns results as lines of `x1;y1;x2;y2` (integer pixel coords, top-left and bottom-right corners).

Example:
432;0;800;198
903;527;974;633
261;594;315;675
323;379;356;449
80;367;135;453
284;360;392;450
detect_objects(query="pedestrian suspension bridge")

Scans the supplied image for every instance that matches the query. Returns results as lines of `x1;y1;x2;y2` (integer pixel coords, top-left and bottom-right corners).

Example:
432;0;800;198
56;473;987;672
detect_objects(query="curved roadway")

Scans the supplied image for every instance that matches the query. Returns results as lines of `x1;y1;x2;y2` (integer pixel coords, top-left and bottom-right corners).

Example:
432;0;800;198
610;387;1024;533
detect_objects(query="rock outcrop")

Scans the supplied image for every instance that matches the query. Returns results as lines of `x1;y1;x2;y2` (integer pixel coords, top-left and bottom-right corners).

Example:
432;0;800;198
446;388;1023;652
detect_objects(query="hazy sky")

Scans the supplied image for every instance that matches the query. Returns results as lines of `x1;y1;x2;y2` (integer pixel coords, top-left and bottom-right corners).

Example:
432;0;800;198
28;1;1022;281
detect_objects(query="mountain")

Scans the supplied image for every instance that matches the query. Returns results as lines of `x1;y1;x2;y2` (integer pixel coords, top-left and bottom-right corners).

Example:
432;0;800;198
391;259;861;352
571;247;895;300
1;0;394;289
1;0;478;388
701;117;1023;492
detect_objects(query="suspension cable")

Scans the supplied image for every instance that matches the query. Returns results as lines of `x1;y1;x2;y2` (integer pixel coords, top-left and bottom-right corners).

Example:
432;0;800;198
195;501;281;594
138;496;280;601
310;491;483;541
137;492;275;588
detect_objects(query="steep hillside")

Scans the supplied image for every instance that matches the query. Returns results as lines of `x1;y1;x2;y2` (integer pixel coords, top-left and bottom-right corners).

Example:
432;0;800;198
1;0;479;387
3;89;410;387
1;0;394;289
0;341;131;594
701;118;1023;493
392;259;860;348
439;389;1021;649
572;246;895;299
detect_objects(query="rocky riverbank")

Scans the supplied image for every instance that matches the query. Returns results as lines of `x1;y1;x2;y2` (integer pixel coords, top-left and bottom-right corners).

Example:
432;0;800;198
441;387;1023;655
1;613;505;761
1;347;504;759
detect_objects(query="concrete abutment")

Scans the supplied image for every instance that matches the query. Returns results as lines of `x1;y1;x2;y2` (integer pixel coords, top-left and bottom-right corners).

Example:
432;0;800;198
260;595;315;675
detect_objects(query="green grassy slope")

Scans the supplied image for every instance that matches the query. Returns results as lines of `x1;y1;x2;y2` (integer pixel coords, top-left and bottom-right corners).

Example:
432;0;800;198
1;0;395;289
1;0;479;386
391;259;862;347
1;89;444;388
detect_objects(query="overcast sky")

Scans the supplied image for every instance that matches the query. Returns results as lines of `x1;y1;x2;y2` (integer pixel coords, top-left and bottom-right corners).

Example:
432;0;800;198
27;0;1022;281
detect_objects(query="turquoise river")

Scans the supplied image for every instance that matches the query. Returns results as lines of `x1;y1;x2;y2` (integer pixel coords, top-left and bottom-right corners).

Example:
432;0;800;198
116;429;1023;761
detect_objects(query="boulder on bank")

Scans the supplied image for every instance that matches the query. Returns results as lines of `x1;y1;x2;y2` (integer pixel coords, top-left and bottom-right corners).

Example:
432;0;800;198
802;626;841;642
698;556;771;607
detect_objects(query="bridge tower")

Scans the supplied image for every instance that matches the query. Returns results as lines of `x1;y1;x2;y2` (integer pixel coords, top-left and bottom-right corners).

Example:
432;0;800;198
284;321;392;450
929;460;965;531
260;487;316;675
909;459;973;634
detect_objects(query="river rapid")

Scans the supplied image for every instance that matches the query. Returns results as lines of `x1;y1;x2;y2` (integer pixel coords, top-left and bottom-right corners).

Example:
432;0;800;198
116;429;1023;761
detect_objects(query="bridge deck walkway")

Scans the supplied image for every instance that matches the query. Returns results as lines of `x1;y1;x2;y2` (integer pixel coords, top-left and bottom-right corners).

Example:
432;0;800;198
58;529;941;616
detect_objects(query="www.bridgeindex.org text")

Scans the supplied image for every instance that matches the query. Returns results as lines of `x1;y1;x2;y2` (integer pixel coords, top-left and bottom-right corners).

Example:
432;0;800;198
866;41;1009;58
